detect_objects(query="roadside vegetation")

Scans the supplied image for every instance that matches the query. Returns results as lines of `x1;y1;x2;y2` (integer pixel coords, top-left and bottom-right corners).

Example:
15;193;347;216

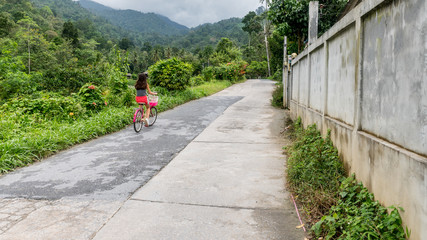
284;118;410;239
271;80;283;108
269;68;284;108
0;1;254;174
0;80;233;173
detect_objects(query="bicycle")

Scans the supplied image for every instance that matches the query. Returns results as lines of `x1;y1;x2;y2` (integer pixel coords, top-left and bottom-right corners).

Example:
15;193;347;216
133;94;158;132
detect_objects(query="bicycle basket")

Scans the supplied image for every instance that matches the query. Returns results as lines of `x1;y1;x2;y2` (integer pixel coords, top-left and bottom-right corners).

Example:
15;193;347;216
148;95;158;107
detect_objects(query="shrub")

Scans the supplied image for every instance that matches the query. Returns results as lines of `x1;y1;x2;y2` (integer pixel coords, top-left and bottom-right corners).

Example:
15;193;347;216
270;69;283;82
78;83;105;112
104;85;134;108
121;86;135;107
312;176;409;239
214;60;247;83
41;67;88;93
201;66;215;82
0;71;32;100
272;83;283;108
0;40;33;101
0;92;84;121
148;58;193;91
246;61;268;78
189;75;205;86
105;63;129;95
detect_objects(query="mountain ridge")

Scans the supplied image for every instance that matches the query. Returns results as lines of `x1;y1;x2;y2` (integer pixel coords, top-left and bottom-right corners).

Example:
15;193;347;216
30;0;248;49
78;0;189;36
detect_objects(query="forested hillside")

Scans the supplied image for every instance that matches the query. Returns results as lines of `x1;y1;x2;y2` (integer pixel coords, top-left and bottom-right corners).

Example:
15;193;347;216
78;0;189;36
78;0;248;50
172;18;247;51
29;0;249;49
30;0;138;47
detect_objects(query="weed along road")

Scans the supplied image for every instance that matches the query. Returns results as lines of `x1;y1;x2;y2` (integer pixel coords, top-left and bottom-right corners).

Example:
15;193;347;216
0;79;304;240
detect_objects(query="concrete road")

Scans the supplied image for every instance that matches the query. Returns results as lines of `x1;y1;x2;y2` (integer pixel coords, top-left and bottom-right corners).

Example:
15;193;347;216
0;79;305;240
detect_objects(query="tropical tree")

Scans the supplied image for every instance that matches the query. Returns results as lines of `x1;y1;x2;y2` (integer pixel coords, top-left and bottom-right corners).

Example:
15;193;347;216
16;16;39;74
0;39;34;101
268;0;347;53
242;11;262;48
200;45;214;67
210;38;242;66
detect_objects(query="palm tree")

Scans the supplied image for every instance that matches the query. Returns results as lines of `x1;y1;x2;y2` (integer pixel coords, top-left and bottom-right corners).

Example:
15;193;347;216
164;47;172;59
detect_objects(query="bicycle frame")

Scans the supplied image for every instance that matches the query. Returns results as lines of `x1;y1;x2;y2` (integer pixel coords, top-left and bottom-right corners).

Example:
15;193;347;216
133;95;158;132
133;105;151;123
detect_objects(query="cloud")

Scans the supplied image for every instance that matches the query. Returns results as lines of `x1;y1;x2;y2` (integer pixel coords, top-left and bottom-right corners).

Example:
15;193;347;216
89;0;262;28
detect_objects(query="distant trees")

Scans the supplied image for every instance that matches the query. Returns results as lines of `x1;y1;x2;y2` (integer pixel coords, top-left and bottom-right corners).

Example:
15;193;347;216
62;21;79;47
118;37;134;50
241;10;269;77
0;12;14;37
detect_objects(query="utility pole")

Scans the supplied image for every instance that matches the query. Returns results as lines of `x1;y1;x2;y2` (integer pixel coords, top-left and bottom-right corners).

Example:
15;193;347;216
264;22;271;77
309;1;319;44
283;36;288;108
262;0;271;77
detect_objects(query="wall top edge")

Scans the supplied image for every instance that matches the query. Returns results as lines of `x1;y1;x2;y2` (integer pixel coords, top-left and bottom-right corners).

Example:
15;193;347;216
307;42;324;55
360;0;393;16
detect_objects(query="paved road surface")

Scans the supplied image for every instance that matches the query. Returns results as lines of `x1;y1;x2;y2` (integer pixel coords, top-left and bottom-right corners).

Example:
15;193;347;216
0;79;305;240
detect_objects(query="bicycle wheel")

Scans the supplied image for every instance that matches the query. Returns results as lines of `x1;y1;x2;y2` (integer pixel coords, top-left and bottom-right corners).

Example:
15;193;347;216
148;107;157;126
134;109;143;132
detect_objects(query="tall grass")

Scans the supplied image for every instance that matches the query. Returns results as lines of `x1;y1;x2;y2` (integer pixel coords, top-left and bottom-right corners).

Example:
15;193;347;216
0;107;133;172
286;118;346;223
285;117;409;239
0;80;232;173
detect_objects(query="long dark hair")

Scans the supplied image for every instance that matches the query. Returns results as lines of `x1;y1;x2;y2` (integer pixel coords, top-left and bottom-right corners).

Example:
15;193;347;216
135;72;148;89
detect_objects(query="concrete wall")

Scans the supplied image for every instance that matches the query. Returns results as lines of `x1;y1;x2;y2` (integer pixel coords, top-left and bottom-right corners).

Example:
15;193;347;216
308;46;324;112
288;0;427;239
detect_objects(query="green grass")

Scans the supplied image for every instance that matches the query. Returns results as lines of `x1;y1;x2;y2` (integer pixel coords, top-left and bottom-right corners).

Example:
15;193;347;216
0;80;232;173
0;107;133;172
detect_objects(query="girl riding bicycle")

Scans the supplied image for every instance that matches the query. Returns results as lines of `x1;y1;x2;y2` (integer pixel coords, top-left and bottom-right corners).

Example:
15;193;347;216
135;72;157;127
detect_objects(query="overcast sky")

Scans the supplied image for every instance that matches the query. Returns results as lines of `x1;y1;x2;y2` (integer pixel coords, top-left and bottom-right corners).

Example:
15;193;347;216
88;0;263;28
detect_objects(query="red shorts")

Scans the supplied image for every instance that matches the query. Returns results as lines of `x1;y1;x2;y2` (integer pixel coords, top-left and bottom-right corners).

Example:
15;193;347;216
135;96;148;104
